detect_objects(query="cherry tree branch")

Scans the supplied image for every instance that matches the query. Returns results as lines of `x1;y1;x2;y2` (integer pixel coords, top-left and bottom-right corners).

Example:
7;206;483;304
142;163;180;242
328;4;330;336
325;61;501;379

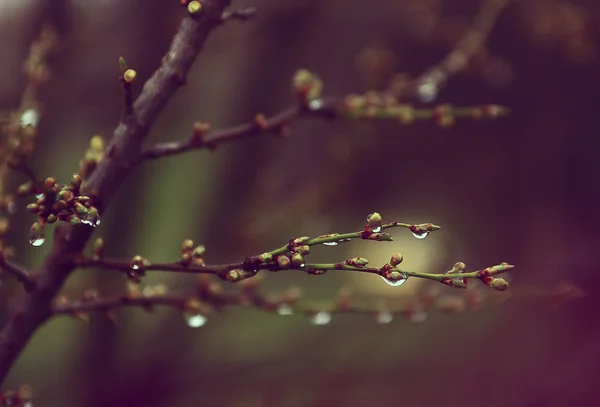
388;0;512;101
0;0;232;385
76;216;513;291
0;256;36;292
135;100;507;163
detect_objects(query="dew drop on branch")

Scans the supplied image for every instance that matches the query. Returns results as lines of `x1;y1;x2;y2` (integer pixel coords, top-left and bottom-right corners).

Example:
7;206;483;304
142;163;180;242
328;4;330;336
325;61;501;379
310;311;331;325
308;98;324;111
323;241;338;246
20;109;39;128
184;313;207;328
277;304;293;315
417;81;438;103
412;231;429;240
381;274;408;287
377;310;393;324
28;231;45;247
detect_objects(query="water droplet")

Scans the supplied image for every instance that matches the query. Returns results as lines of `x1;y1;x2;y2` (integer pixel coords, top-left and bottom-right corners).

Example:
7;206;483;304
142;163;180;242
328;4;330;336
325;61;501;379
299;263;305;267
377;310;393;324
7;201;17;214
36;193;44;199
417;81;438;103
323;241;338;246
184;313;207;328
131;264;140;271
277;304;293;315
308;98;324;111
310;311;331;325
28;232;45;247
381;274;408;287
20;109;39;128
412;231;429;240
372;226;382;233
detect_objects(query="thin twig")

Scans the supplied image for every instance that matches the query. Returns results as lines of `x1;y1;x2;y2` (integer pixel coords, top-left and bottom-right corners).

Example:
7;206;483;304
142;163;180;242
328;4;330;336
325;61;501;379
221;7;257;22
135;100;507;163
388;0;512;100
0;258;36;291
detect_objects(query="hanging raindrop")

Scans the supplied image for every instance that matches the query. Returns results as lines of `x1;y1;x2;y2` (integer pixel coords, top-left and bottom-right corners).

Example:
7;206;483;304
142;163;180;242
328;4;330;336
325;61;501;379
412;231;429;240
381;272;408;287
377;310;393;324
184;313;207;328
323;241;339;246
310;311;331;325
277;304;293;315
28;231;45;247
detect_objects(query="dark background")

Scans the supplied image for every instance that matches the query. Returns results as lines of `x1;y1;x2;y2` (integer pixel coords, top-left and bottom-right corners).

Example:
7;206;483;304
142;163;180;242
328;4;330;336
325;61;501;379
0;0;599;406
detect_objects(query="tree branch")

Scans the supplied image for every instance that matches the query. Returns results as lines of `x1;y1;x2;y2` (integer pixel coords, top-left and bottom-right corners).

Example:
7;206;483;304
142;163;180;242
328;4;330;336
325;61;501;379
0;256;36;292
74;217;513;291
0;0;231;385
388;0;512;101
135;100;507;163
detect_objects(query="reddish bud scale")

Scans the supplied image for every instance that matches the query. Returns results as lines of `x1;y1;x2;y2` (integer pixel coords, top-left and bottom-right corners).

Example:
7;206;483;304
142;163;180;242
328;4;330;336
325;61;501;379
254;114;269;130
306;268;327;275
479;275;494;286
179;253;192;266
360;226;373;239
379;263;392;274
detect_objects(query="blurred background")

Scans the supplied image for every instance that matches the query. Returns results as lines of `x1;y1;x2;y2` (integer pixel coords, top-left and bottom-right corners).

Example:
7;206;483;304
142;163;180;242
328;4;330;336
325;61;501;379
1;0;599;406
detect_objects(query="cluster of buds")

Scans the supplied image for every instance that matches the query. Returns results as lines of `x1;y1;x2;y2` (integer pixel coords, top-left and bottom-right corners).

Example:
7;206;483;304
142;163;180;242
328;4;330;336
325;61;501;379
361;212;393;241
441;261;468;288
79;135;105;178
266;236;313;272
0;385;33;407
25;174;100;246
476;263;512;291
178;239;206;267
341;91;509;125
379;252;408;286
292;69;323;107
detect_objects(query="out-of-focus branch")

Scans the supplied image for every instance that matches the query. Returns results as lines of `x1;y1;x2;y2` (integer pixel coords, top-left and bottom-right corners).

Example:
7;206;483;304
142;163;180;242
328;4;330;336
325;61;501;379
0;0;232;385
0;256;36;292
388;0;512;102
136;94;508;163
51;276;544;325
221;6;257;22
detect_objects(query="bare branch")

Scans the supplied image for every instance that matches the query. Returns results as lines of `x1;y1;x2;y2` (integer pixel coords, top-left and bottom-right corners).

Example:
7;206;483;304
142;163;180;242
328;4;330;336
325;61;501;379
0;256;36;292
221;6;257;23
0;0;232;385
388;0;512;101
75;217;513;291
136;99;508;163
